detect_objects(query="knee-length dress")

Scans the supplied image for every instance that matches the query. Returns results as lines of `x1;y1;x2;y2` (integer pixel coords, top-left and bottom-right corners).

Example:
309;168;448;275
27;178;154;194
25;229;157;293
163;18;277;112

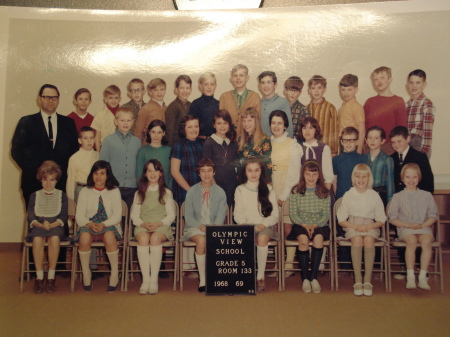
25;189;68;241
387;189;438;240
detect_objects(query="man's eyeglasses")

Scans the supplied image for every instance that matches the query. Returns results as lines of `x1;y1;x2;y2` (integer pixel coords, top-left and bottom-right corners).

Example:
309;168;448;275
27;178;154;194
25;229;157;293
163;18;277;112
129;88;143;93
41;96;59;101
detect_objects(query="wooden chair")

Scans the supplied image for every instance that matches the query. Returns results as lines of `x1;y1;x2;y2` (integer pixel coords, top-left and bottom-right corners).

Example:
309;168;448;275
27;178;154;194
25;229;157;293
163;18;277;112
70;200;128;292
387;202;444;294
20;198;76;293
280;198;334;291
124;200;179;291
332;198;390;292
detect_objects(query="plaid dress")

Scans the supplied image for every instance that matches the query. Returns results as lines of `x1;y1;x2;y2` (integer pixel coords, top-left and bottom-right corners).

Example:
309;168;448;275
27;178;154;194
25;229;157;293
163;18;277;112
171;138;203;205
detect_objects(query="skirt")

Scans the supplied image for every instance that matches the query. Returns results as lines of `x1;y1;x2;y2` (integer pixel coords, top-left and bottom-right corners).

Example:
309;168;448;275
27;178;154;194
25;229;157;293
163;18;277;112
287;224;330;241
397;227;433;241
25;226;66;242
344;216;380;239
134;225;174;241
74;225;122;242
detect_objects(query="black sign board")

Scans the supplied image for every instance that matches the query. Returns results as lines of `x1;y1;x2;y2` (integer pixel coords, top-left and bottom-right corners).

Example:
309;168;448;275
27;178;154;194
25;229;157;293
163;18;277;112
205;225;255;295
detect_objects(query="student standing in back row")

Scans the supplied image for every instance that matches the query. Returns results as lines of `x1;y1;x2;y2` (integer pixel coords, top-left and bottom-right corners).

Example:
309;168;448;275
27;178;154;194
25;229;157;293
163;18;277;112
364;66;407;155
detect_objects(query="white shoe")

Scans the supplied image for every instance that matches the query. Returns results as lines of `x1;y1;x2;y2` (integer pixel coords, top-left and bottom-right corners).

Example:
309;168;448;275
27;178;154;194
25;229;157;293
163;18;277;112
311;279;321;293
302;279;312;293
139;282;150;295
266;272;278;278
187;272;198;279
394;273;406;280
406;277;417;289
418;278;431;291
285;271;295;278
353;283;363;296
363;283;373;296
149;283;158;295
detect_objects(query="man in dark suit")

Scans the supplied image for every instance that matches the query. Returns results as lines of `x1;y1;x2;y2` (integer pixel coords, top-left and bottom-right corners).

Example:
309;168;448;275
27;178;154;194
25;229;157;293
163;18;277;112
11;84;79;207
390;126;434;193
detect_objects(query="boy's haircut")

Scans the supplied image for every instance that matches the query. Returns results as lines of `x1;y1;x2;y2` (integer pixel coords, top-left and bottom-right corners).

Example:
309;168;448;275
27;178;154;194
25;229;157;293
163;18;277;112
103;85;121;97
147;78;166;90
401;163;422;182
145;119;168;144
308;75;327;88
127;78;144;91
284;76;304;91
351;163;374;189
258;71;277;83
231;64;249;75
39;84;60;97
298;116;322;141
341;126;359;139
366;125;386;140
269;110;289;129
196;158;216;174
74;88;91;100
408;69;427;81
175;75;192;88
79;126;95;137
115;106;134;119
372;66;392;79
37;160;62;181
389;126;409;140
339;74;358;87
178;114;199;138
198;72;216;86
87;160;119;190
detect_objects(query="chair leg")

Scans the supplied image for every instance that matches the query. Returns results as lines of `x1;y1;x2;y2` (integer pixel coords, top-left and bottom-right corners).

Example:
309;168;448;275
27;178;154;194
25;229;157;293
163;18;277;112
20;246;27;293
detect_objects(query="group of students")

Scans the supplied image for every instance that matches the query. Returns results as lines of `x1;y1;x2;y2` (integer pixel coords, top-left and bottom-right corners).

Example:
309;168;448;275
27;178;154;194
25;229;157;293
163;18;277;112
24;63;437;296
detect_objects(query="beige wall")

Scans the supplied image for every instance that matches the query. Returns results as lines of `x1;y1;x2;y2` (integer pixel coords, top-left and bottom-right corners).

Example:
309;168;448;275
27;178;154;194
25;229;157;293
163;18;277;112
1;1;449;242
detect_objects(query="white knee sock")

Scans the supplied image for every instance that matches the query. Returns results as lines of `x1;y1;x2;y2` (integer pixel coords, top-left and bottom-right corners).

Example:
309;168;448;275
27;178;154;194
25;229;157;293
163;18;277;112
137;245;150;284
150;245;163;284
48;269;56;280
257;245;269;280
36;270;44;280
195;253;206;287
106;250;119;286
78;250;92;286
418;269;428;281
285;247;296;270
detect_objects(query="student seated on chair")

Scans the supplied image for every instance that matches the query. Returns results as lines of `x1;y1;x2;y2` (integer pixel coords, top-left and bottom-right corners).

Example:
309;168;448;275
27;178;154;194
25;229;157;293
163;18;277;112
337;164;386;297
75;160;122;293
180;159;227;293
387;163;438;291
26;161;68;294
131;159;175;295
234;158;279;293
288;160;330;294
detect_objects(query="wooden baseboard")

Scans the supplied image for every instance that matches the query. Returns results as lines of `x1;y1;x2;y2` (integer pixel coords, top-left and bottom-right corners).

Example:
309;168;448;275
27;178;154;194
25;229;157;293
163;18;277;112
0;242;21;252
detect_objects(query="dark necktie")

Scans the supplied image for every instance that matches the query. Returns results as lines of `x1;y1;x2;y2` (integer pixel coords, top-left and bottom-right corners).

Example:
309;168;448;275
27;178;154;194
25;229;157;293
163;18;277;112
399;153;403;166
48;116;53;142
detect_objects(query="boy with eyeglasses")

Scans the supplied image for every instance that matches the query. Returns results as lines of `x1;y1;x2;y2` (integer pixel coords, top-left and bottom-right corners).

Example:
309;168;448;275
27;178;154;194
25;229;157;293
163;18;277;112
337;74;365;154
333;127;365;200
121;78;146;134
363;126;394;206
258;71;293;137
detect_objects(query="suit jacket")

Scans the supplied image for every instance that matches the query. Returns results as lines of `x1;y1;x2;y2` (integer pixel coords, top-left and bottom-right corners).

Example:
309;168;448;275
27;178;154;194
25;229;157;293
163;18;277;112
11;112;79;205
391;146;434;194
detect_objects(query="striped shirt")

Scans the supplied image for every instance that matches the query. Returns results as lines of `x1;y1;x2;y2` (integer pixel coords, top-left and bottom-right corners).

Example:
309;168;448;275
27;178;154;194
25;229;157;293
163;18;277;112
307;98;339;155
406;93;435;155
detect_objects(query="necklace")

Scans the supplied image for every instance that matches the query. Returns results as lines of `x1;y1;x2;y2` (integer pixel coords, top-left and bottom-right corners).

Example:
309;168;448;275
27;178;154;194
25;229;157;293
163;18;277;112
220;141;228;158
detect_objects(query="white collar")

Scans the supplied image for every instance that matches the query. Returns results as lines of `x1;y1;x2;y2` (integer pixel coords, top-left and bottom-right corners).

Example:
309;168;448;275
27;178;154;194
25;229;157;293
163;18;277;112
211;133;230;145
270;132;289;143
147;184;159;191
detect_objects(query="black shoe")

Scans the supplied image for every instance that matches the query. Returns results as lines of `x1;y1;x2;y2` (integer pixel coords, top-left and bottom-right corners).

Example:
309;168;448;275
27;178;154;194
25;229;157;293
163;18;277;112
34;278;45;294
107;284;118;293
198;286;206;293
83;282;93;292
159;271;169;279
